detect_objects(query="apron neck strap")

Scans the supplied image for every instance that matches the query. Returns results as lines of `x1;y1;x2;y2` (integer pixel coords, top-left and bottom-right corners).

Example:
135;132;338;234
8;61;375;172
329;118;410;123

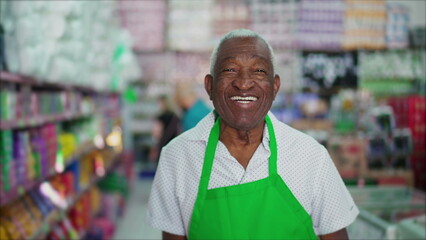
198;115;278;194
265;115;278;176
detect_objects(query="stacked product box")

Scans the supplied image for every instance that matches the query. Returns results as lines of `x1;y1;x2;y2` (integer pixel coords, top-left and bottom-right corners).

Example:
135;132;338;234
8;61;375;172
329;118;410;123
386;2;409;49
359;50;424;95
13;131;31;185
167;0;213;51
171;52;211;83
295;0;344;50
250;0;296;50
0;83;17;121
138;52;173;82
273;51;299;92
38;91;65;116
328;135;368;179
342;0;387;50
1;197;40;239
118;0;166;51
0;130;14;192
41;124;59;174
212;0;249;42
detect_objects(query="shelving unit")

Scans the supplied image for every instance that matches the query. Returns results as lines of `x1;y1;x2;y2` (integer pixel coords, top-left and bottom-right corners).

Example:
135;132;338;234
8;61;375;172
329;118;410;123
28;149;121;240
0;141;96;206
0;71;125;240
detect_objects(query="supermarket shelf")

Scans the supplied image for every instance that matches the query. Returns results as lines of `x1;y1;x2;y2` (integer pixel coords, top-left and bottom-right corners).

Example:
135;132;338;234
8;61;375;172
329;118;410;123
0;71;120;95
0;111;94;130
0;141;97;207
28;150;122;240
1;112;92;129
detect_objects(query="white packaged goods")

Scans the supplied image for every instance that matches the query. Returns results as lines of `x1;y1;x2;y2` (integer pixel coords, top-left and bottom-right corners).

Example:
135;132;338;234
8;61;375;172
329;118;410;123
251;0;296;50
212;0;250;42
167;0;213;51
386;3;409;49
118;0;166;51
295;0;344;50
2;0;140;91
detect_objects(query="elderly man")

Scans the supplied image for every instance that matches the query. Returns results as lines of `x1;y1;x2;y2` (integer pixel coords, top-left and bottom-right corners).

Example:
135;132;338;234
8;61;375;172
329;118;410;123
147;29;358;240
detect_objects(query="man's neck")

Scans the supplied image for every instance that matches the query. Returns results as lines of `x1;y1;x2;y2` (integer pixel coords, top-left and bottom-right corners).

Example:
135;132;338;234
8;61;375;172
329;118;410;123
218;120;265;169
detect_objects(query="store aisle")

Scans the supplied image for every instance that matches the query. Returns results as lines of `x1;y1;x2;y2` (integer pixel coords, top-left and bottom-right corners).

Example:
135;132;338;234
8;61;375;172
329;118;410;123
113;178;161;240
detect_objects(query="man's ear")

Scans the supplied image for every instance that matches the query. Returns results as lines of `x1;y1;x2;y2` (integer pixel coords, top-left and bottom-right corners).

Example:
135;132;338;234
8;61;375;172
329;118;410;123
204;74;213;100
273;74;281;99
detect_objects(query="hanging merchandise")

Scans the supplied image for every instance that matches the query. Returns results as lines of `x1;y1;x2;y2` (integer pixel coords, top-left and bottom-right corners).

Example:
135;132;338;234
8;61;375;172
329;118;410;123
118;0;166;52
250;0;295;50
342;0;387;50
296;0;344;51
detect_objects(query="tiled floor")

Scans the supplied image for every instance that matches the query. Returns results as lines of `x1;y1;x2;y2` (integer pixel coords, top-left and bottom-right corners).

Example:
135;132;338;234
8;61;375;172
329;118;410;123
113;177;161;240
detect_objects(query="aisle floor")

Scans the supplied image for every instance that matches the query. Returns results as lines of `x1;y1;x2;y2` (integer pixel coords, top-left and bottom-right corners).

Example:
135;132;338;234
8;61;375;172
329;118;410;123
113;177;161;240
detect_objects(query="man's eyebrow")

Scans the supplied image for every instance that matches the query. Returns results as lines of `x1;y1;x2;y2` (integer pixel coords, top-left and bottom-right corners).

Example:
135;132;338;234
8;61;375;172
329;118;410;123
252;54;269;62
220;56;236;62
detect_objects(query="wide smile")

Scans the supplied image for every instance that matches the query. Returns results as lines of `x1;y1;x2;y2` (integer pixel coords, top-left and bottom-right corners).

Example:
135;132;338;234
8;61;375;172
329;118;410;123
229;96;259;104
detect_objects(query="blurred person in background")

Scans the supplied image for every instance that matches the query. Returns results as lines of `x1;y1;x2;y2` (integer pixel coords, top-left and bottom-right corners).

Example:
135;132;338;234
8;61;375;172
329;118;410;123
148;29;358;240
149;95;180;163
175;82;211;131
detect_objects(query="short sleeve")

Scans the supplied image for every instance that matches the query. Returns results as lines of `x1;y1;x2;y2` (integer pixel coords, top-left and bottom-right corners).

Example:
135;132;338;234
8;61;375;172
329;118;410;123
146;146;186;236
311;146;359;235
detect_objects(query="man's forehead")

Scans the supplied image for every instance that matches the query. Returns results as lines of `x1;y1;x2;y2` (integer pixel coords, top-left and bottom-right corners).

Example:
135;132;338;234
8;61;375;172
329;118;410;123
217;37;270;58
220;37;266;49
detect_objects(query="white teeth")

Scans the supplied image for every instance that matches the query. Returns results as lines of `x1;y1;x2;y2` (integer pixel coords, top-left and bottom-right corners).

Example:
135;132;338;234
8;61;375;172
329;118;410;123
230;96;258;102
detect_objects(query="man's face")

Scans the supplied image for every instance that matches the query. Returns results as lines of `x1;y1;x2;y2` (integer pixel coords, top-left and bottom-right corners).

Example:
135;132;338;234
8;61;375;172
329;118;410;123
205;37;280;131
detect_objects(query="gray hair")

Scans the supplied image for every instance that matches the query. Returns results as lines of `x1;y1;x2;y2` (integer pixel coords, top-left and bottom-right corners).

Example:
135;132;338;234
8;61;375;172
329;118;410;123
209;29;276;76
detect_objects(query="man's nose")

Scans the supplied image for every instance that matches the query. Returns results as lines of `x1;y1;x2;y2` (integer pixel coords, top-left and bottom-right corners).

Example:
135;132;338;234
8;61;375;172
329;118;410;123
233;71;254;90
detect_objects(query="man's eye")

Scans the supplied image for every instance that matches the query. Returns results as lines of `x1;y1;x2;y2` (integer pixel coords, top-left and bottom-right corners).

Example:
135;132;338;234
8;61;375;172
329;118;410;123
255;69;267;74
222;68;235;72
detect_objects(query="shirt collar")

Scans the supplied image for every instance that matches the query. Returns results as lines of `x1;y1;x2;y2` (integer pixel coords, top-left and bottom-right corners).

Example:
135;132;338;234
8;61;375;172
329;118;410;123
188;111;278;151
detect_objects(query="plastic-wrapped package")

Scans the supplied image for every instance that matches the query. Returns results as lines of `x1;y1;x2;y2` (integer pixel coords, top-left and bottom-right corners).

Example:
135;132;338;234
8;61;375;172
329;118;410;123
295;0;344;51
2;0;140;91
386;3;409;49
167;0;213;51
251;0;296;50
118;0;166;52
342;0;387;50
213;0;250;42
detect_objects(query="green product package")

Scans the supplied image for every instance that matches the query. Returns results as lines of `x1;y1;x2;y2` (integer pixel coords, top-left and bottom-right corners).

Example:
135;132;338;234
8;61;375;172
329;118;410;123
97;172;129;198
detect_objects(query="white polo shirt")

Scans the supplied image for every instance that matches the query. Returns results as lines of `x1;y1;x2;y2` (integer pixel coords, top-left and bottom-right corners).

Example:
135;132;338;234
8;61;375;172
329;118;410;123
146;112;359;236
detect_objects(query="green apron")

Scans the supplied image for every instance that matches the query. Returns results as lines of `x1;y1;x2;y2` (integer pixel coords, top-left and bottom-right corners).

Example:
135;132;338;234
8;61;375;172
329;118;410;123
188;115;318;239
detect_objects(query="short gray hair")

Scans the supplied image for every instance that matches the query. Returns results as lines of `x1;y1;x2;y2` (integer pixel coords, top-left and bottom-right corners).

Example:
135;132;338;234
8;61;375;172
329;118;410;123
209;29;276;76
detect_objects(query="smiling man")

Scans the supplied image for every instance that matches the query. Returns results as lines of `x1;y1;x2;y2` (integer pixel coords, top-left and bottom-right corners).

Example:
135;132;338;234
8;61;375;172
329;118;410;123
147;29;359;240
